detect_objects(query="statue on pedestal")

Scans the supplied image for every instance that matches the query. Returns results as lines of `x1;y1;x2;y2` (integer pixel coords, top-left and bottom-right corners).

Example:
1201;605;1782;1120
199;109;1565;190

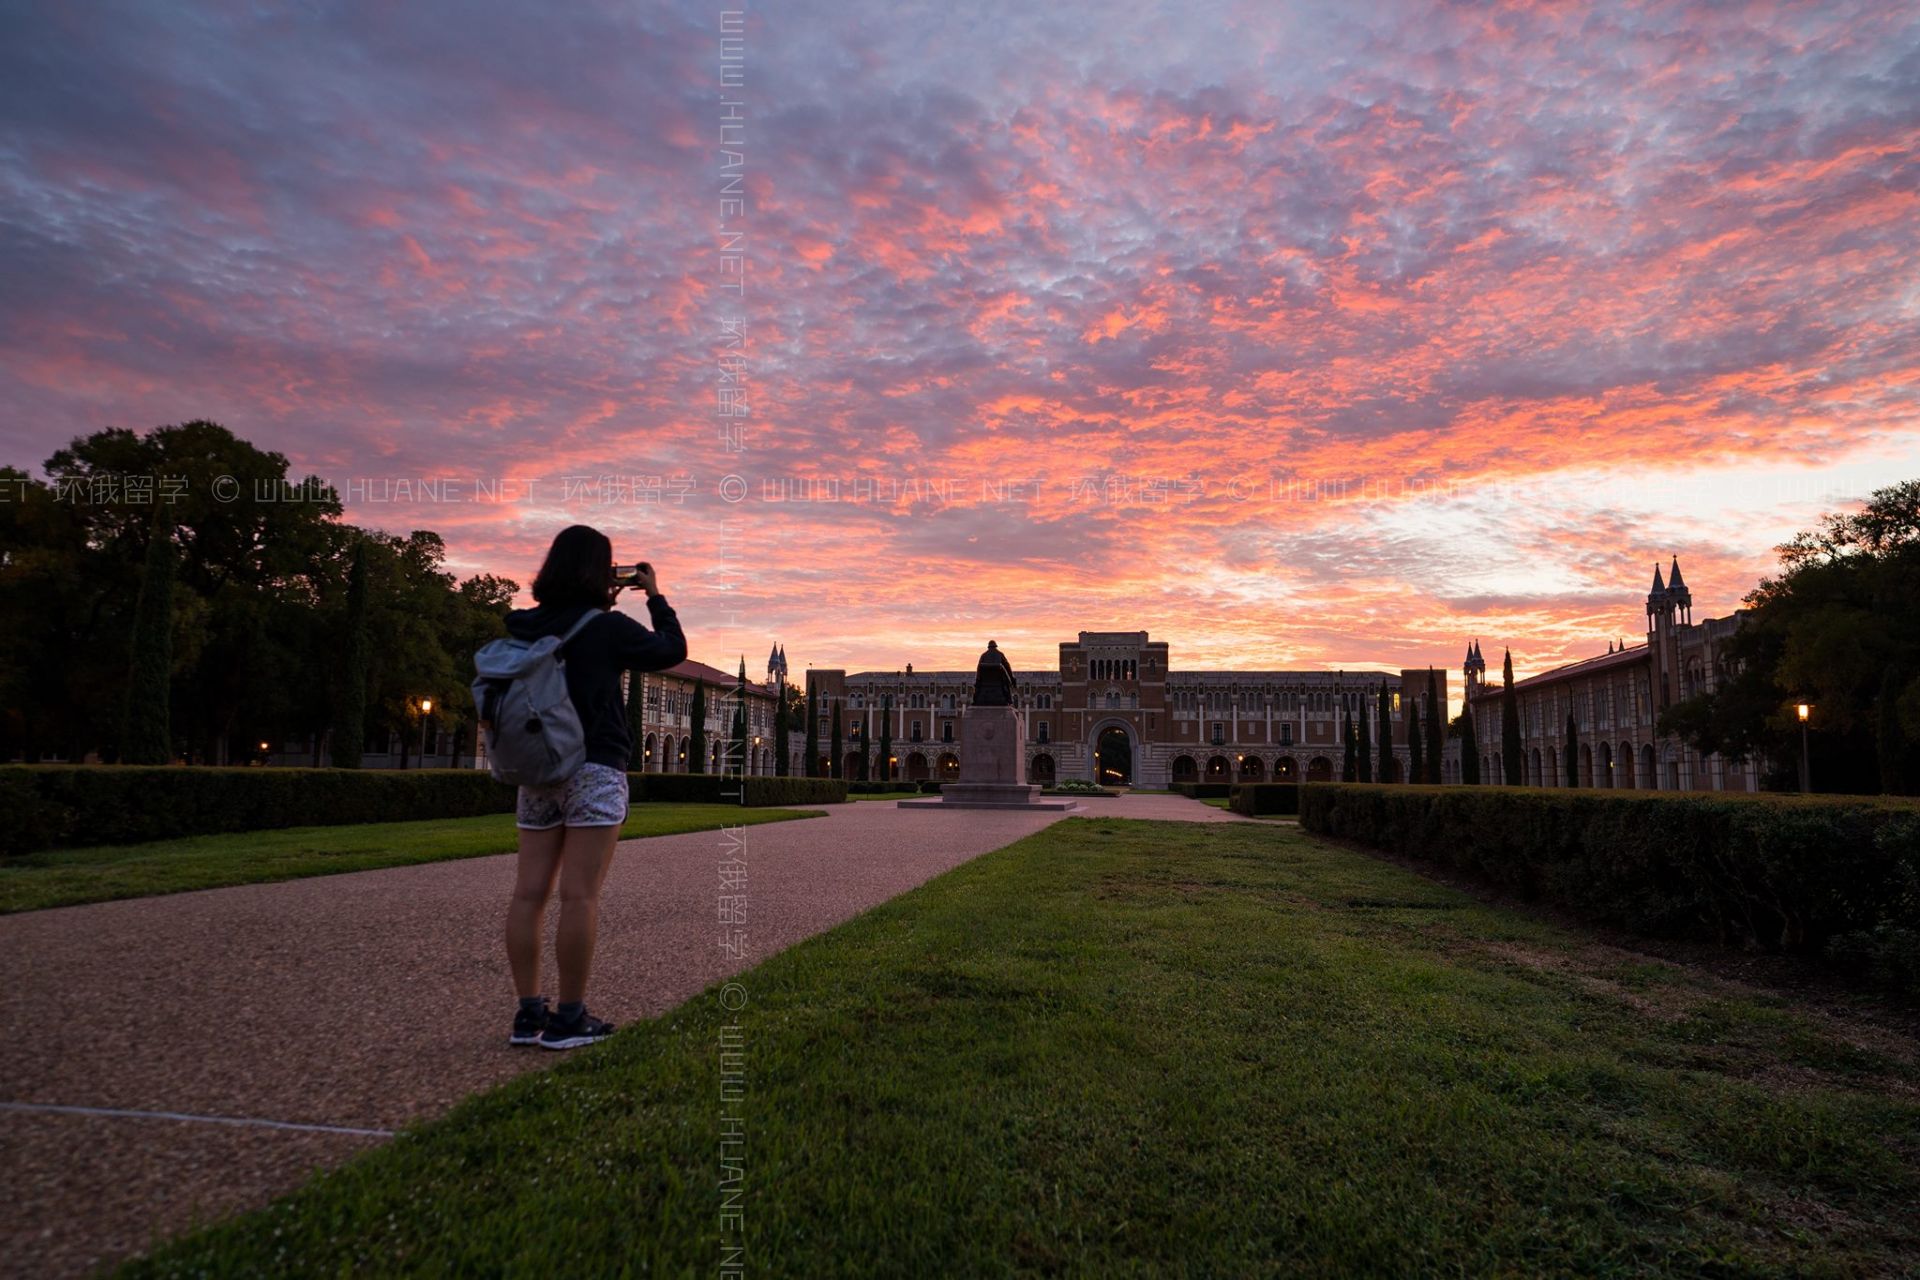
971;640;1017;707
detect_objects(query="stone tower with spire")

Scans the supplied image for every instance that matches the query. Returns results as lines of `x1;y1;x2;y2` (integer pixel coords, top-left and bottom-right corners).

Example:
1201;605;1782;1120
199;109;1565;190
1463;639;1488;700
766;643;788;692
1645;557;1693;711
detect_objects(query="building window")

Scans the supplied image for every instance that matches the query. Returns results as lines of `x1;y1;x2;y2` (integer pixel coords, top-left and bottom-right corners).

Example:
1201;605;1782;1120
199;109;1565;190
1037;722;1049;743
941;721;954;742
1280;724;1292;746
911;720;923;742
1211;722;1225;745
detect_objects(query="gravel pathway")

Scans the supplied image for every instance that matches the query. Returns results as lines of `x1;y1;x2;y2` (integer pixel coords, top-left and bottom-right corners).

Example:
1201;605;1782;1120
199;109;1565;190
0;792;1236;1277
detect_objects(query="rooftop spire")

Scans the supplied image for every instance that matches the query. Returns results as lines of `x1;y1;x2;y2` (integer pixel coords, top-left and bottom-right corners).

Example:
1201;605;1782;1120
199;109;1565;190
1650;563;1666;594
1668;556;1687;590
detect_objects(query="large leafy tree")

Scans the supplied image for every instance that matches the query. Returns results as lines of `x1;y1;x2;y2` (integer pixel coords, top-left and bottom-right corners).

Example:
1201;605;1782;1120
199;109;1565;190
1661;480;1920;793
118;506;175;764
3;422;517;766
331;539;371;767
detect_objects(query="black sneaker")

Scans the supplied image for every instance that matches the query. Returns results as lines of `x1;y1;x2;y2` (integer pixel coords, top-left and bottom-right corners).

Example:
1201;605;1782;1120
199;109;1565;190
509;998;551;1047
539;1006;615;1050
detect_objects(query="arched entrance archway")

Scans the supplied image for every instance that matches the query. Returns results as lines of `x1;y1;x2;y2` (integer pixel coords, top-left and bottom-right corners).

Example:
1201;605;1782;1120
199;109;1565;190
905;751;929;781
1640;743;1656;790
643;733;656;772
1093;724;1132;785
1030;752;1056;784
1306;756;1334;781
1171;755;1197;783
1204;754;1230;780
1617;742;1635;789
938;752;960;780
1239;755;1264;781
1275;756;1297;781
1598;741;1614;788
844;751;865;780
1579;743;1594;787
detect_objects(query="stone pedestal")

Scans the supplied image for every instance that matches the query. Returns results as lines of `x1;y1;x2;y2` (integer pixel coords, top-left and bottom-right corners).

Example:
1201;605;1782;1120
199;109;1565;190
898;705;1080;811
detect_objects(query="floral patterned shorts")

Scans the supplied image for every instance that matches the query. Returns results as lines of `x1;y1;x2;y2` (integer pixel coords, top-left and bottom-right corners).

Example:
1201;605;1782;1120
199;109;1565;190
516;762;630;830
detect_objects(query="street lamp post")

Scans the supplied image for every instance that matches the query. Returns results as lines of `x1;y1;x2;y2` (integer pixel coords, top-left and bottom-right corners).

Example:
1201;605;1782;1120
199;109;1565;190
1796;703;1811;794
417;697;433;770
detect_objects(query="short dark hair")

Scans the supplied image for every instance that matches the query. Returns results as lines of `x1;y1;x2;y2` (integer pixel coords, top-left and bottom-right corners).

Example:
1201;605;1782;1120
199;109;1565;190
531;525;614;609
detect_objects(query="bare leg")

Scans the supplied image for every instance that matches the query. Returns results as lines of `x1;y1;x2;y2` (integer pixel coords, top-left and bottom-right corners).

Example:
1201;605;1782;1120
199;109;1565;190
555;824;621;1005
506;826;566;998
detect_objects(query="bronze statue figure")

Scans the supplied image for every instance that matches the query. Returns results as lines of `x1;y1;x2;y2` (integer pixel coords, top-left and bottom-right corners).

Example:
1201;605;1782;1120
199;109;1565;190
971;639;1017;706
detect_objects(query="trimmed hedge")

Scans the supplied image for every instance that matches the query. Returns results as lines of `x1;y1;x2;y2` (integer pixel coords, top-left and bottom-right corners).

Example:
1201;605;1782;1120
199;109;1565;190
1170;782;1234;799
1229;783;1299;816
628;774;848;807
0;766;852;856
1298;783;1920;994
0;766;512;857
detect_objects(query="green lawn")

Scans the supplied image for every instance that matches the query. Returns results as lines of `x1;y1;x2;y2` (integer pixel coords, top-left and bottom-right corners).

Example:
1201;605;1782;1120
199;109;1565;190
0;805;823;914
128;818;1919;1277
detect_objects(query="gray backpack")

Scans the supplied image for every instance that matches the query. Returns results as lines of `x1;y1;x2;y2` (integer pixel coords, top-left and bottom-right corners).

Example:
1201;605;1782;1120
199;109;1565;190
470;609;605;786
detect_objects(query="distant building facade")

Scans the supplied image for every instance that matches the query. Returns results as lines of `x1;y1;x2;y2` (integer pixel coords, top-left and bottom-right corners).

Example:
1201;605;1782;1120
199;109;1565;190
809;631;1445;788
626;655;789;776
1449;559;1762;791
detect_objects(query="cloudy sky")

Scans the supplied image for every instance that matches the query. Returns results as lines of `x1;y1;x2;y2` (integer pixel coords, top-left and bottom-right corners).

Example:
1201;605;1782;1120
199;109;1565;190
3;0;1916;688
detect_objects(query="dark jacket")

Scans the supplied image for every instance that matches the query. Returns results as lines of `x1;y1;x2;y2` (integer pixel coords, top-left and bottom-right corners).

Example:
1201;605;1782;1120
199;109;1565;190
503;594;687;770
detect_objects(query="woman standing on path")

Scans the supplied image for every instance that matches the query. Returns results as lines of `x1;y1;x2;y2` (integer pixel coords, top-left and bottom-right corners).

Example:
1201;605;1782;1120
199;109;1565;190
500;525;687;1049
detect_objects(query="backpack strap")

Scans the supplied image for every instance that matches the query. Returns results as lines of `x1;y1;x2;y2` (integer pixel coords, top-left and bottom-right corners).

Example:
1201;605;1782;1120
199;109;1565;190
554;607;606;655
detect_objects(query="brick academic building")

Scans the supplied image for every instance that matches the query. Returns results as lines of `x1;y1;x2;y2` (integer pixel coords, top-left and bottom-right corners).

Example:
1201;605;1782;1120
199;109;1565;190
809;633;1442;788
1448;559;1762;792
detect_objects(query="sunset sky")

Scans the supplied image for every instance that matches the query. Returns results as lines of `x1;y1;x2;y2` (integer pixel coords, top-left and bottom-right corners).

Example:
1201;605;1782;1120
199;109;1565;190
3;1;1916;692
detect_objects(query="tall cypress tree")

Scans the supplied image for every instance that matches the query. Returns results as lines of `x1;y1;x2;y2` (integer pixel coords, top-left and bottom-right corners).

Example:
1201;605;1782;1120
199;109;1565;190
1341;711;1357;782
732;659;749;778
689;679;707;774
829;698;843;778
1376;682;1393;783
1565;713;1579;788
1501;649;1523;786
330;538;369;768
119;507;175;765
1407;697;1425;785
879;694;893;782
626;672;647;769
1357;701;1374;783
1459;711;1480;785
774;679;790;776
1425;669;1444;783
804;682;819;777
